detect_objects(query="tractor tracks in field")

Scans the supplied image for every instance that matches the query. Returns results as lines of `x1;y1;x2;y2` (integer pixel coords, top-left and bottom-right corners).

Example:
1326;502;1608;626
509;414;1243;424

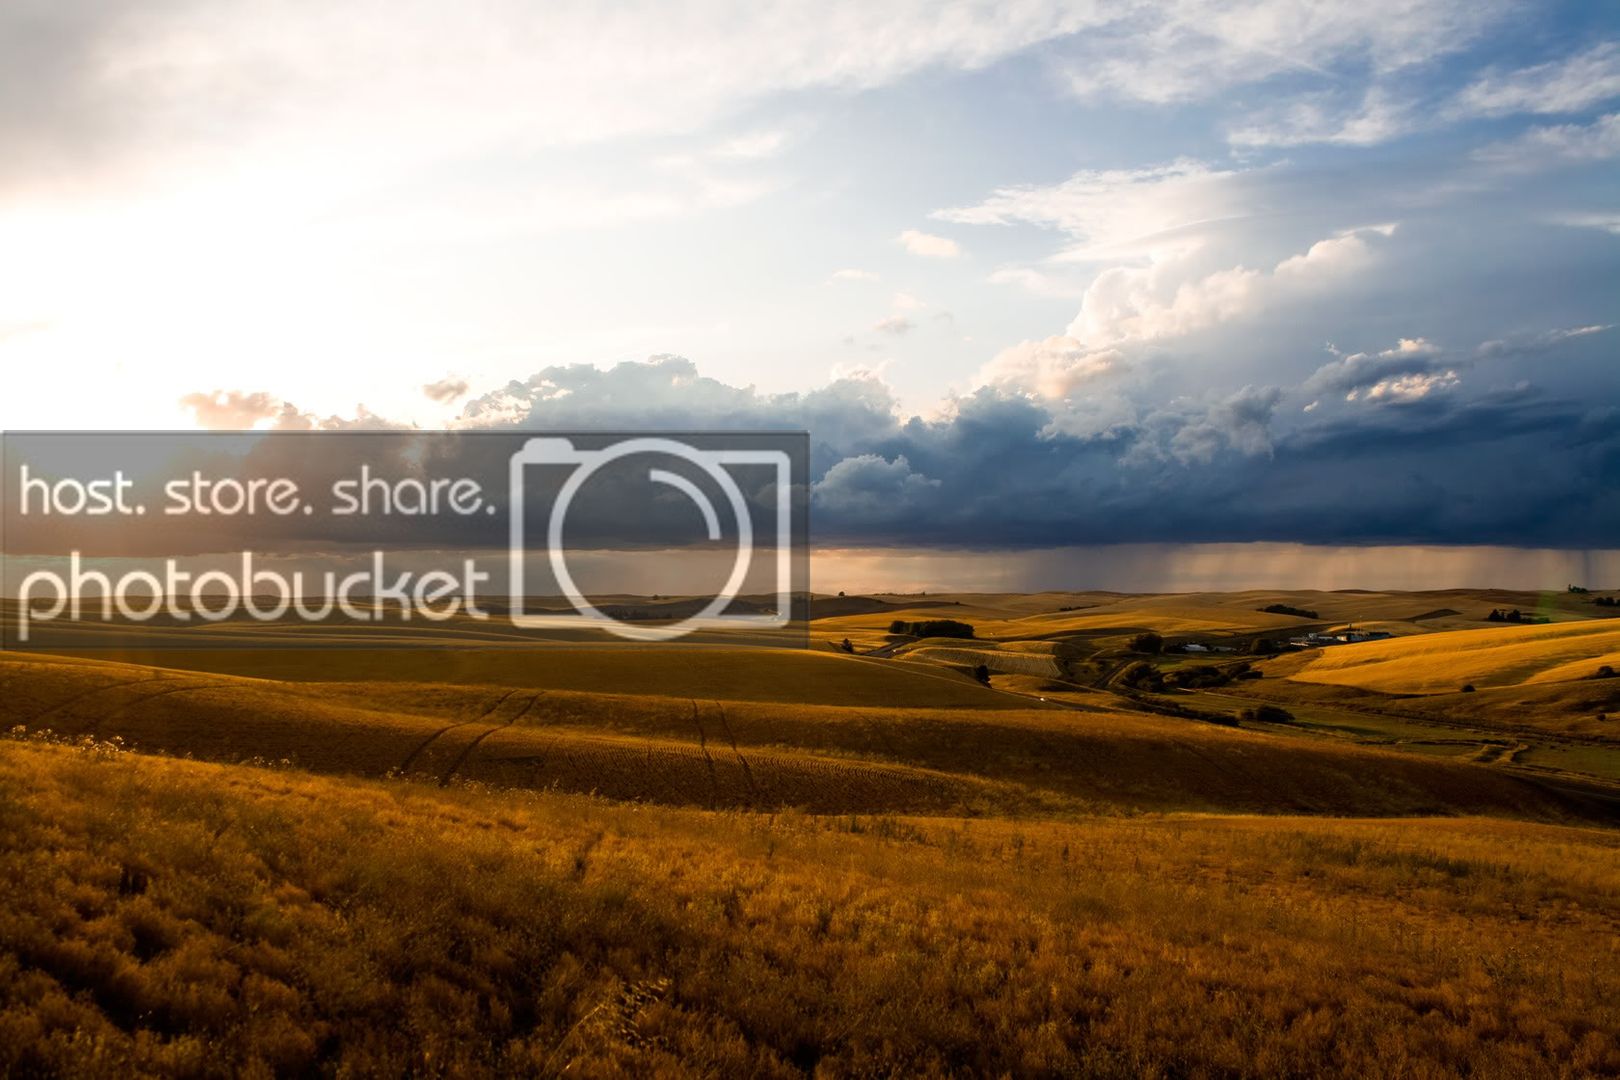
24;671;173;726
439;690;550;787
26;674;235;738
393;688;549;785
688;700;721;808
397;688;519;775
711;699;760;802
86;683;237;739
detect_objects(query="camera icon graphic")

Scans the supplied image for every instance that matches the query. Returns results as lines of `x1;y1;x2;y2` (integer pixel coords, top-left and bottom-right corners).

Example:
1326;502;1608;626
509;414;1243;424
507;436;796;641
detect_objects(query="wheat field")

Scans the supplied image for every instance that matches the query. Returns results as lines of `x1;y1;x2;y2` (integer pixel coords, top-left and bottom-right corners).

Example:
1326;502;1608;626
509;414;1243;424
3;737;1617;1078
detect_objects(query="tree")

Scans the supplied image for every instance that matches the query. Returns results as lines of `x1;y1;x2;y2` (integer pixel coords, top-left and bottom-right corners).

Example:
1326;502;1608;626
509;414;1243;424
1129;631;1163;654
973;664;991;686
890;619;975;639
1260;603;1317;619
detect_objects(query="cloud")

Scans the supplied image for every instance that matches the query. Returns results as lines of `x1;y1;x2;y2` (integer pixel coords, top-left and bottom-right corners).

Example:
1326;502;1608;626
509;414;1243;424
1065;225;1391;347
897;229;962;259
1050;0;1512;106
180;390;404;431
423;377;470;404
1161;385;1284;464
873;315;915;335
811;454;942;522
936;158;1245;258
1229;41;1620;148
1228;87;1409;148
1354;369;1461;403
1453;41;1620;118
1548;213;1620;236
1473;112;1620;170
1303;337;1451;401
424;351;1620;548
977;336;1123;399
180;390;311;430
829;268;878;282
0;1;1096;197
1475;323;1614;359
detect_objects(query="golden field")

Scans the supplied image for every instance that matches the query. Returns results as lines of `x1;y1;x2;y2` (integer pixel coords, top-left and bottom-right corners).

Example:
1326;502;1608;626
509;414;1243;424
3;738;1618;1078
4;586;1620;1076
1288;621;1620;694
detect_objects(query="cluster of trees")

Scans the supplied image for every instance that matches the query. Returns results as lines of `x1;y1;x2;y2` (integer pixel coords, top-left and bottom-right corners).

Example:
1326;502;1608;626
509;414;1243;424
1485;608;1549;624
888;618;975;639
1118;660;1251;692
1594;596;1618;608
1260;603;1318;619
1165;664;1236;690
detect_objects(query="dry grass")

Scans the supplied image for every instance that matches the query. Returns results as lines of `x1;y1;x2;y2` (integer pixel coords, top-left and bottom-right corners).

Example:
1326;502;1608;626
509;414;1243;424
2;653;1591;822
1290;622;1620;693
65;646;1011;709
2;738;1617;1078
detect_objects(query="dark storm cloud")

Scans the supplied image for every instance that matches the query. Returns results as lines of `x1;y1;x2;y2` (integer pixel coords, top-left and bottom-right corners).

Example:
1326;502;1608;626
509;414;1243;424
452;354;1620;548
54;350;1606;559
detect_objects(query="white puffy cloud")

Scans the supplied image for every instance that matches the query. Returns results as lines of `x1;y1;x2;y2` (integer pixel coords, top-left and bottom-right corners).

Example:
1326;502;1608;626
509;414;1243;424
897;229;962;258
810;454;942;521
1453;41;1620;118
422;377;470;404
977;336;1123;399
1065;225;1392;347
1354;369;1460;402
1304;337;1453;403
873;314;916;335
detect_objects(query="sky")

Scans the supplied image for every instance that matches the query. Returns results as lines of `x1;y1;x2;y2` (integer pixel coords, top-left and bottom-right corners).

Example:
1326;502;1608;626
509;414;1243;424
1;0;1617;587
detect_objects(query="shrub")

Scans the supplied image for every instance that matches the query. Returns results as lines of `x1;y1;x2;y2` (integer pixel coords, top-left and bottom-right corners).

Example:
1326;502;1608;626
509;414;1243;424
1240;705;1294;723
1596;665;1616;680
1164;665;1231;690
1461;684;1476;693
973;664;991;686
1117;661;1164;692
